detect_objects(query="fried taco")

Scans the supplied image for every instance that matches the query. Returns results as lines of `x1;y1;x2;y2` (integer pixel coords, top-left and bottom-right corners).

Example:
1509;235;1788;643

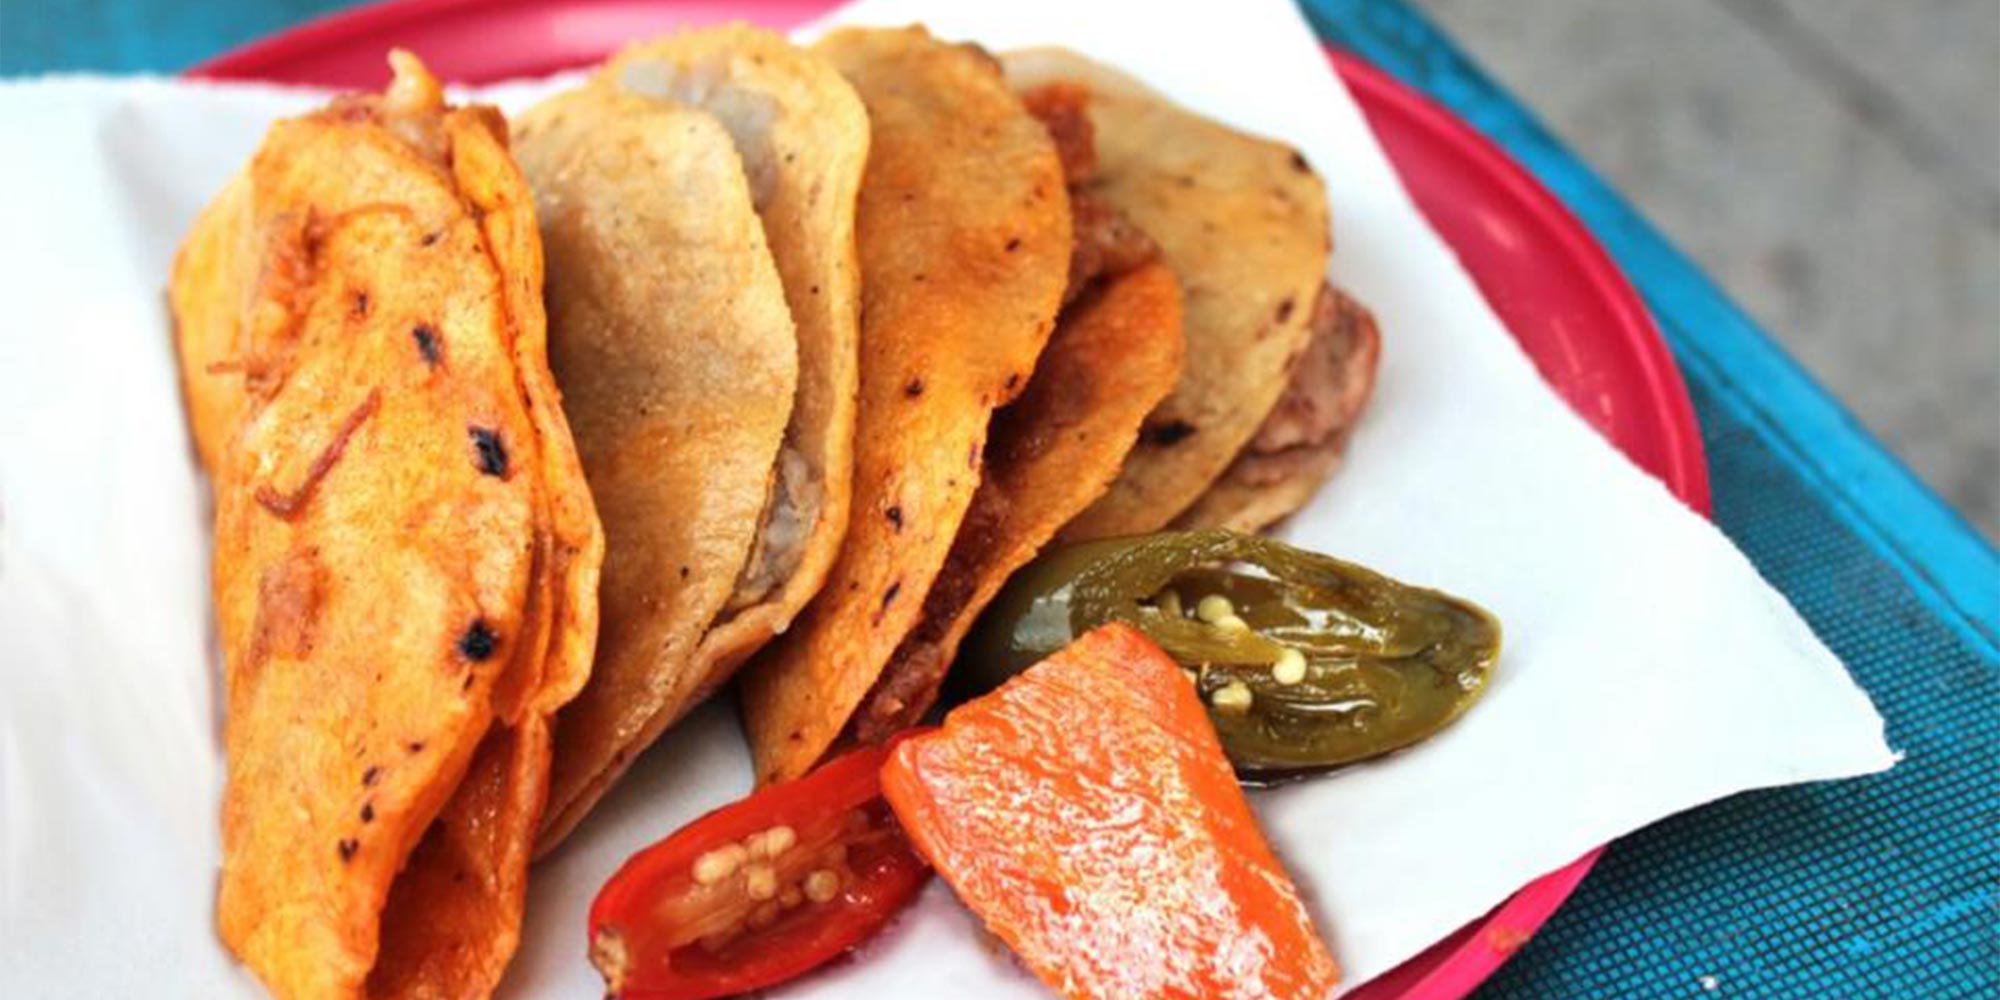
514;25;868;848
169;52;602;999
848;261;1185;742
1003;48;1380;539
1173;285;1381;532
738;26;1073;784
602;25;865;682
846;80;1186;745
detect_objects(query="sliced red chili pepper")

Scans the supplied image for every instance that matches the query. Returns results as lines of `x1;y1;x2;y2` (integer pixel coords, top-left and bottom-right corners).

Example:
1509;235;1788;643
587;740;931;1000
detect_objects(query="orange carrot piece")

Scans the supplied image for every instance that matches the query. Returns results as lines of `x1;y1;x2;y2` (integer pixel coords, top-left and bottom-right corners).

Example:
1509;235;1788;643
881;622;1339;999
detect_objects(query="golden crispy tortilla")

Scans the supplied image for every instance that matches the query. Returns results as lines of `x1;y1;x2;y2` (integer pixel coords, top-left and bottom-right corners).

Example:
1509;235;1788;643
513;88;799;845
603;26;865;658
170;172;256;473
364;87;603;1000
739;25;1071;785
451;95;605;726
174;53;599;1000
369;720;545;998
1175;285;1382;533
1003;48;1333;541
850;261;1184;742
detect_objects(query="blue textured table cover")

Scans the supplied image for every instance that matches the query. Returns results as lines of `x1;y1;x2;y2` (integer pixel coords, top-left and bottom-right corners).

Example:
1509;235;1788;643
4;1;1994;996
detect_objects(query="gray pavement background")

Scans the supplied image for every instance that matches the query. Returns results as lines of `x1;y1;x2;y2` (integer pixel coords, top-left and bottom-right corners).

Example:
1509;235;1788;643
1412;0;2000;539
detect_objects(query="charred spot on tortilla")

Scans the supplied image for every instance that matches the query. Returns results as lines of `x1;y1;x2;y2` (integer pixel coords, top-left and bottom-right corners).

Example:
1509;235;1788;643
470;426;509;478
360;802;375;823
458;620;499;662
905;378;925;398
411;324;441;365
1143;420;1197;447
337;839;358;863
362;765;381;787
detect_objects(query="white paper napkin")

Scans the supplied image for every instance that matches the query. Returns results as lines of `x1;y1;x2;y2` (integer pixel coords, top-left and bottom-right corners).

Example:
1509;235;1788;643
0;1;1892;996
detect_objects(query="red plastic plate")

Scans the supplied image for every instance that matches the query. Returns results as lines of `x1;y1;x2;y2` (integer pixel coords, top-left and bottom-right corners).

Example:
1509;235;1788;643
195;2;1711;996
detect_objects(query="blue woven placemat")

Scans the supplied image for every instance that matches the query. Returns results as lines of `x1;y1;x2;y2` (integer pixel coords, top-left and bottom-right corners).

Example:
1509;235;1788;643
1470;374;1999;998
6;0;1996;996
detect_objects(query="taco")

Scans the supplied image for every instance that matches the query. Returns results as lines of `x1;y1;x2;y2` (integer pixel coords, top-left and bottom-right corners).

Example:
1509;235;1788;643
513;26;869;848
1174;285;1381;532
169;52;601;999
737;26;1073;784
844;78;1186;745
1002;48;1378;539
602;24;866;682
848;260;1185;743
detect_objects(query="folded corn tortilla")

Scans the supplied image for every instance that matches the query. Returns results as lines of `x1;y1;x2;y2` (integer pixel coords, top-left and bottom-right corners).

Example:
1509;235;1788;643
1003;48;1334;541
514;86;802;849
169;53;601;999
739;25;1071;784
